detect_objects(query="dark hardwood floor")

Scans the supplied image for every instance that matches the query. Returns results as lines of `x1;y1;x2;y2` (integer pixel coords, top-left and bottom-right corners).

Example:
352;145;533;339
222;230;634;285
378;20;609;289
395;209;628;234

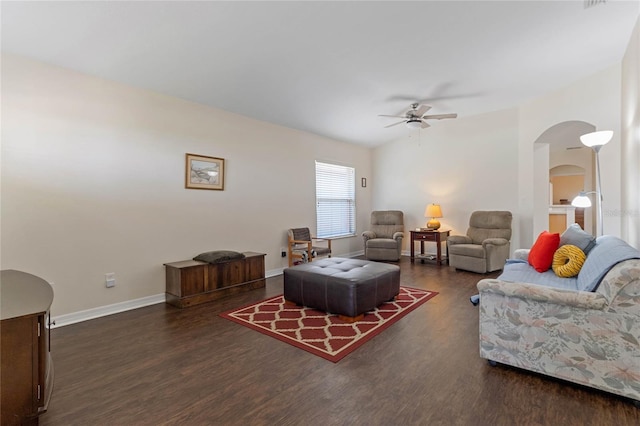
41;257;639;425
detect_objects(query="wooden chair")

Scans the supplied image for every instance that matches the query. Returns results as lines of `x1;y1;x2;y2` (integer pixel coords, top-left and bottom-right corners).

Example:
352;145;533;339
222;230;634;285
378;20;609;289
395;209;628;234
287;228;332;267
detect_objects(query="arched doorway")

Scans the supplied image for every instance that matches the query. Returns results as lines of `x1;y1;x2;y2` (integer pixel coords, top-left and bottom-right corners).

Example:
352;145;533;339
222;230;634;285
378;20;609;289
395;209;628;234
533;121;597;235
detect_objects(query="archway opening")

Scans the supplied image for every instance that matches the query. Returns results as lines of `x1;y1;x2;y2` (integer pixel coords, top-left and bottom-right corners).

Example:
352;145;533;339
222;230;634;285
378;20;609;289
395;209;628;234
533;121;596;235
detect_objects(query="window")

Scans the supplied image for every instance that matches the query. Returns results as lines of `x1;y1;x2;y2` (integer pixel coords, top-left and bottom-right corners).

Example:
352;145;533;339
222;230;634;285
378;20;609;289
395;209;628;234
315;161;356;238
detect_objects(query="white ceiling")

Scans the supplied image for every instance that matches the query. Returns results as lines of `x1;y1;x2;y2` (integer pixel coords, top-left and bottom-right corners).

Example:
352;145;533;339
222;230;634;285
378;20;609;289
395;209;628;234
2;1;638;147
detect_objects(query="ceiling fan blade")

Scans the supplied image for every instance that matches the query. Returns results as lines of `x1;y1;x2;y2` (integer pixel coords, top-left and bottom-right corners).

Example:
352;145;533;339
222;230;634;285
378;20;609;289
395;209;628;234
388;90;483;104
414;104;431;117
422;113;458;120
420;121;431;129
384;120;406;128
378;114;408;119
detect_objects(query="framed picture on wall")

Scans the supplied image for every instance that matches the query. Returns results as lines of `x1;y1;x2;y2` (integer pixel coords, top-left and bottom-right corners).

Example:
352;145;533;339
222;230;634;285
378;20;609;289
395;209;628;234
185;153;225;190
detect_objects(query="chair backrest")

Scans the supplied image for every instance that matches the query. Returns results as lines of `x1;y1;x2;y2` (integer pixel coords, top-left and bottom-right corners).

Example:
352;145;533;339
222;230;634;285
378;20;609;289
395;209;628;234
370;210;404;238
466;211;512;244
288;227;311;242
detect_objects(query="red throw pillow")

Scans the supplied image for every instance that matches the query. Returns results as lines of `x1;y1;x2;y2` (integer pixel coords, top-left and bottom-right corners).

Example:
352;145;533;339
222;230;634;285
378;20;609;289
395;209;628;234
528;231;560;272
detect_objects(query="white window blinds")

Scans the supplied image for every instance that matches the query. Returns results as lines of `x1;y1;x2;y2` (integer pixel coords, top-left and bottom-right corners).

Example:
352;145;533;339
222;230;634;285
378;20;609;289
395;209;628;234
315;161;356;238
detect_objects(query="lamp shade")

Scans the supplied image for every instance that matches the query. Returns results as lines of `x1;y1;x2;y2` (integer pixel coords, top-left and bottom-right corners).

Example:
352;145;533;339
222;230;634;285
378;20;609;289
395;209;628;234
424;204;443;218
571;192;592;208
580;130;613;148
424;204;442;230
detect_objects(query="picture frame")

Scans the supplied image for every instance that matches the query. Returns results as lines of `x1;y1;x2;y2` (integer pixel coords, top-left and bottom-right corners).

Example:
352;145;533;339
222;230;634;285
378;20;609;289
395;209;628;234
185;153;225;190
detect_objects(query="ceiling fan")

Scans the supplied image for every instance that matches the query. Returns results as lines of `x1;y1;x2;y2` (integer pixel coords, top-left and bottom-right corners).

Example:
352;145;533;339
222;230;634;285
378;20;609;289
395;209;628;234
379;103;458;129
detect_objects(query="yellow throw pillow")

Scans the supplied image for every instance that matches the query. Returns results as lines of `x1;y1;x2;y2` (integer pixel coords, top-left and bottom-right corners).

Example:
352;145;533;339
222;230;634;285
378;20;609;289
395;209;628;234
552;244;586;278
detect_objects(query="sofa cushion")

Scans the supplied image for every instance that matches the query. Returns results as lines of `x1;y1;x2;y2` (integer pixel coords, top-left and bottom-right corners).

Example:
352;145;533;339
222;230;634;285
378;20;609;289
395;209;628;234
552;244;586;278
498;259;578;290
577;235;640;292
528;231;560;272
366;238;399;249
559;223;596;254
448;243;486;258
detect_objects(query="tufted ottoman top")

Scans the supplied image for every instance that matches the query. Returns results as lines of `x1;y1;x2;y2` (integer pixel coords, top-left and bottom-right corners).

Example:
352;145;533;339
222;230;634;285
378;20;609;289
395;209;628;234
286;257;399;282
283;257;401;319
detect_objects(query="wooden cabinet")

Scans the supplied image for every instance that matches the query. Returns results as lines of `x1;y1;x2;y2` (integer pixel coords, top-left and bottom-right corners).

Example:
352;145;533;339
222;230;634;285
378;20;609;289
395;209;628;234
164;252;266;308
1;270;54;426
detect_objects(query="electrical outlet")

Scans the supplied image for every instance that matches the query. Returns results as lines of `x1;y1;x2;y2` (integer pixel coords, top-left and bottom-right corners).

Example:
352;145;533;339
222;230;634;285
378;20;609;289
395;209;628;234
105;272;116;288
281;247;287;257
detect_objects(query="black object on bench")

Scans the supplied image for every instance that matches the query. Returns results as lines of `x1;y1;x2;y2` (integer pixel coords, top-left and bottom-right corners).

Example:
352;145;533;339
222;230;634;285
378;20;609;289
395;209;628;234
193;250;245;264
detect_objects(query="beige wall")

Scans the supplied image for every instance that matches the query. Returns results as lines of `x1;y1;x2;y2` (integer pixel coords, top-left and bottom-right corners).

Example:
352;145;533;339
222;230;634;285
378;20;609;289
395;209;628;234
550;175;585;205
1;54;372;316
621;16;640;248
372;108;521;252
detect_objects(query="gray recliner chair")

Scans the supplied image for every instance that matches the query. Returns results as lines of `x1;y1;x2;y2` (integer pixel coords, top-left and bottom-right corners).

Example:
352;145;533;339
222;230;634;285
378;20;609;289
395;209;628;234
447;211;512;273
362;211;404;261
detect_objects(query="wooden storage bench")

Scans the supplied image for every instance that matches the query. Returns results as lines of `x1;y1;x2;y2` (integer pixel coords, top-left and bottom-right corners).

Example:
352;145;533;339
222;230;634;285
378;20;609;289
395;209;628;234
164;252;266;308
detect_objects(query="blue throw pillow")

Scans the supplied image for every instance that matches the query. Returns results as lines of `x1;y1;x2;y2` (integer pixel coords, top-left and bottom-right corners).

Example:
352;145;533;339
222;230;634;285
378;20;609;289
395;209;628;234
560;223;596;255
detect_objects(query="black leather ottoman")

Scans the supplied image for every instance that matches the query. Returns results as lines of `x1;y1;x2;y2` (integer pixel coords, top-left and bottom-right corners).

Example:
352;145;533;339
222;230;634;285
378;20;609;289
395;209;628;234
283;258;400;322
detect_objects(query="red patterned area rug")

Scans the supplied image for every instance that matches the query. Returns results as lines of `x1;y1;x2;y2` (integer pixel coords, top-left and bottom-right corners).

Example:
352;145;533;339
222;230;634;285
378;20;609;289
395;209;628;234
220;286;438;362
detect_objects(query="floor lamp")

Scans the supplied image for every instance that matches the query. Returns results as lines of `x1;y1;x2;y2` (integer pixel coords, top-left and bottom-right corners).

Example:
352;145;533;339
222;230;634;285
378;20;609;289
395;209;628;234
571;130;613;236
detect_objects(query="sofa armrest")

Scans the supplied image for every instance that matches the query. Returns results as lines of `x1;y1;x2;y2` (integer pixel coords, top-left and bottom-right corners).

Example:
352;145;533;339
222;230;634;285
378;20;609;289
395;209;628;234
362;231;377;241
477;279;607;310
392;232;404;241
447;235;472;245
513;249;530;261
596;258;640;314
482;238;508;248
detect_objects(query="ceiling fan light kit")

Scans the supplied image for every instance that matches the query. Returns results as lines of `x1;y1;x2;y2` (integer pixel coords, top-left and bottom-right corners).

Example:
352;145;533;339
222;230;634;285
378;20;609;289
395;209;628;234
406;119;423;129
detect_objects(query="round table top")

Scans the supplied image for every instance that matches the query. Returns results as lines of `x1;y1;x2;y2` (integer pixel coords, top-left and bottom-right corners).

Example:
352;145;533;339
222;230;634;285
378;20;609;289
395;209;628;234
1;269;53;320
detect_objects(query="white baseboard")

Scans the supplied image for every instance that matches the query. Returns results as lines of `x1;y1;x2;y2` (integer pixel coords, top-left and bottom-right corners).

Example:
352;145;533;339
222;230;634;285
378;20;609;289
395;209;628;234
52;270;288;328
51;293;166;329
52;252;368;328
344;250;366;258
266;268;285;278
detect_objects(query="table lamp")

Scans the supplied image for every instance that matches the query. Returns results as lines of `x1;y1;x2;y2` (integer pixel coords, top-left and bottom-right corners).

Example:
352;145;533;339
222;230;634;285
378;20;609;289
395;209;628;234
424;204;443;230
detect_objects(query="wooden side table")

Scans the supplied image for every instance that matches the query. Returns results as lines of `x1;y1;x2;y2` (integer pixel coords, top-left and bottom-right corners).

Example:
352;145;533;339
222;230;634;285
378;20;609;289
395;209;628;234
410;229;450;266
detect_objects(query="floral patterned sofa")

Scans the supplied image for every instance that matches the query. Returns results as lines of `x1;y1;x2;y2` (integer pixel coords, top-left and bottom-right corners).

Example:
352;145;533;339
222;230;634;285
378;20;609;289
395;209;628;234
477;235;640;403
